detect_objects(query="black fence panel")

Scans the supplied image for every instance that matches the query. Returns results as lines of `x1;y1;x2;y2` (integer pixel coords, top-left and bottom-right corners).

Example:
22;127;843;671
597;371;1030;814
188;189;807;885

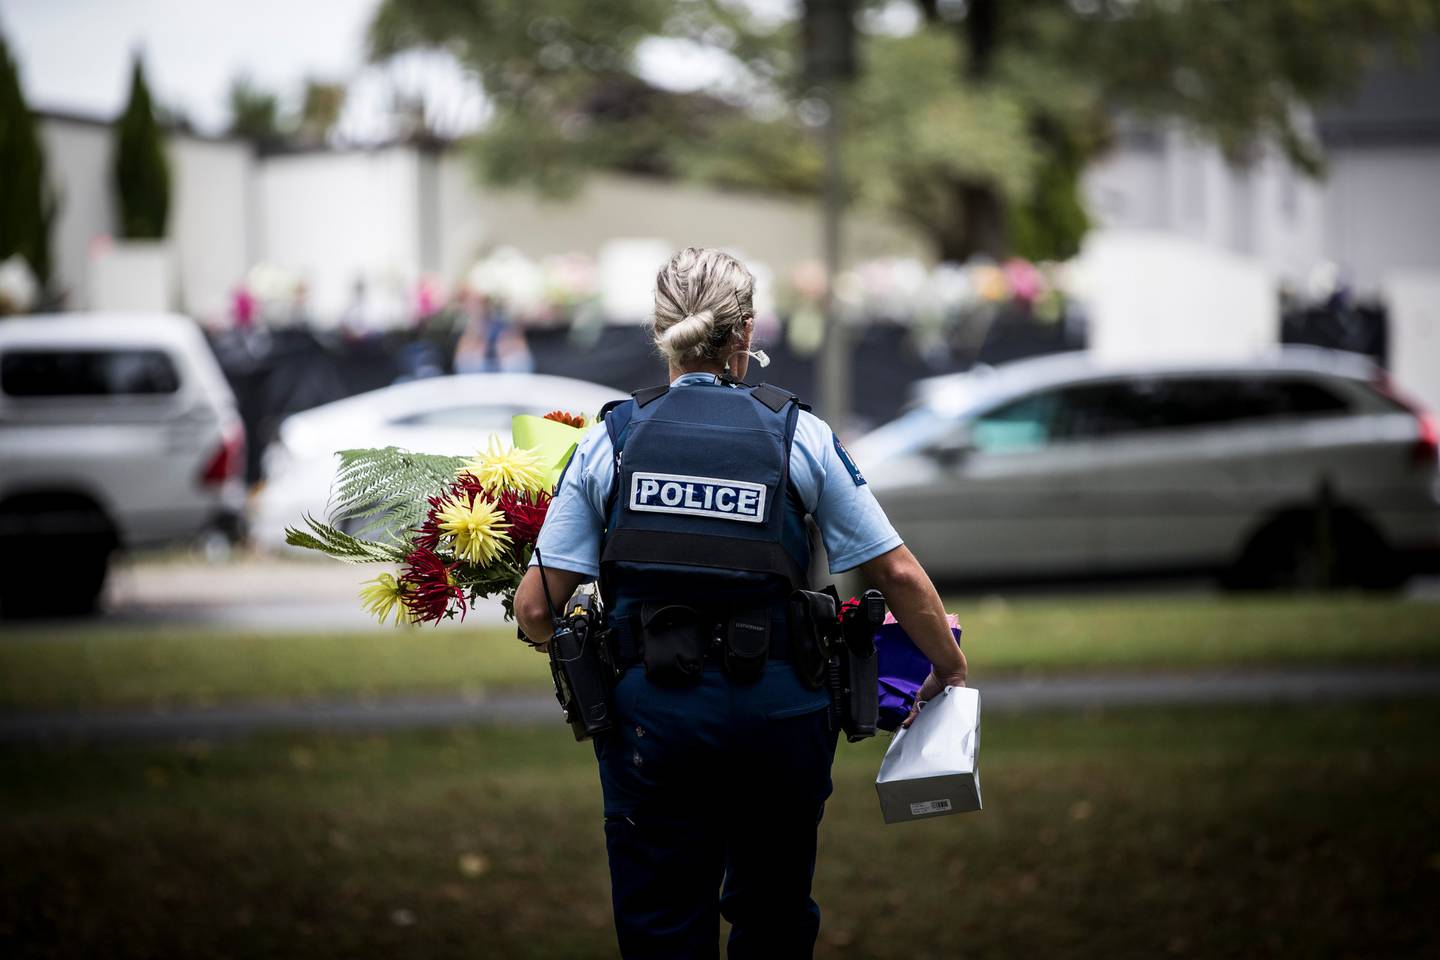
1281;301;1387;367
212;309;1085;484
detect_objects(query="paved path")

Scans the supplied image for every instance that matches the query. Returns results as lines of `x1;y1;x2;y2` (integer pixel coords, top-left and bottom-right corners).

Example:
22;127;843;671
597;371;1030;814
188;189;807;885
74;555;1440;634
96;554;508;632
4;666;1438;744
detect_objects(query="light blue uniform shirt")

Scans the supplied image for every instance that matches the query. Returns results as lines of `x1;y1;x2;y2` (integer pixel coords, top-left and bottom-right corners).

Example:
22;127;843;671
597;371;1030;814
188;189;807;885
531;372;902;580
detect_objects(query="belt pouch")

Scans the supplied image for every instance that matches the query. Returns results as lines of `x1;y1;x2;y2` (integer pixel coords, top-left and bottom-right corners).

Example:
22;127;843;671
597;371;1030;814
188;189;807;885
724;610;769;683
640;604;707;687
787;590;837;691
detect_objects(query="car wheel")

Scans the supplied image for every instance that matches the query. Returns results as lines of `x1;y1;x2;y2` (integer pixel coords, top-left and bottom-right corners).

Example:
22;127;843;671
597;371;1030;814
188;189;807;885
0;537;111;619
1224;511;1404;592
0;496;116;619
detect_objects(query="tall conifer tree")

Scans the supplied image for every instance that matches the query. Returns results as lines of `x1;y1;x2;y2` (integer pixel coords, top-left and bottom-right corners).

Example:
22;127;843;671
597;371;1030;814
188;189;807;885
113;53;170;240
0;28;55;292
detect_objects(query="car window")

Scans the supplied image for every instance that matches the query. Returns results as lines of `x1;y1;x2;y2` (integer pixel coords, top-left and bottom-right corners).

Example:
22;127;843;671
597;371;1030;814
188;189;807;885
972;391;1060;452
0;349;180;397
1273;379;1349;416
1052;383;1150;440
389;405;532;430
1054;376;1351;440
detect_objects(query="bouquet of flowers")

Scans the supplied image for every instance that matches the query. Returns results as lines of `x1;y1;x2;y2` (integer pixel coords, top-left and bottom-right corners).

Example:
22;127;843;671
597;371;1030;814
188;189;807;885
284;410;591;625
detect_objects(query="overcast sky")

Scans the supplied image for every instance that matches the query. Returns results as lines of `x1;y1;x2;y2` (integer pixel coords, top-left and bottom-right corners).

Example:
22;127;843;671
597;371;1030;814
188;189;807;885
0;0;484;140
0;0;822;142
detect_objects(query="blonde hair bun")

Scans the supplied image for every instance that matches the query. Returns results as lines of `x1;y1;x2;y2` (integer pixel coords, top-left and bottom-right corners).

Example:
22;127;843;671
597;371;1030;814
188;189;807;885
652;248;756;367
660;310;716;355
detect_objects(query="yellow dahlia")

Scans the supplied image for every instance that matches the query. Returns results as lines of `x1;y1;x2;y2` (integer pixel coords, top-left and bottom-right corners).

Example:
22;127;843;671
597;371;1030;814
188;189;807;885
359;573;409;627
437;494;513;565
461;436;547;494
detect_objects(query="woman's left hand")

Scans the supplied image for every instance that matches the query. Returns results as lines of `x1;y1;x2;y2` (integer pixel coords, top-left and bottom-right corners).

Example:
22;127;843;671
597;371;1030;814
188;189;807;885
902;664;968;728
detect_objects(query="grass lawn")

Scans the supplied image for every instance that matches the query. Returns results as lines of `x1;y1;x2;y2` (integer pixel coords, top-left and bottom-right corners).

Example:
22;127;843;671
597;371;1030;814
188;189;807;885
2;702;1437;959
2;594;1438;710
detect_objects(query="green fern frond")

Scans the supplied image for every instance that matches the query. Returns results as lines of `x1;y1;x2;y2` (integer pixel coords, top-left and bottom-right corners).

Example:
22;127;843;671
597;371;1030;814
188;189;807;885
326;447;467;542
284;514;408;564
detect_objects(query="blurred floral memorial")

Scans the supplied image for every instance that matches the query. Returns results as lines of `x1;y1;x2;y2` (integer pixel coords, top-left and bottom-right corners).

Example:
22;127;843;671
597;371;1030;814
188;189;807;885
284;411;589;624
212;248;1085;487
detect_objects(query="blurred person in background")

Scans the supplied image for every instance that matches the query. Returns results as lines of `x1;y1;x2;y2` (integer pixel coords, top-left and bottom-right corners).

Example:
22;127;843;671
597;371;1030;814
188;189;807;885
515;247;967;958
492;320;535;373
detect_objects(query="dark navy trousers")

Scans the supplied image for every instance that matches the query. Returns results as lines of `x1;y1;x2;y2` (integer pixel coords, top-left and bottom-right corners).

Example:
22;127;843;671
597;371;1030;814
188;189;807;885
593;662;839;959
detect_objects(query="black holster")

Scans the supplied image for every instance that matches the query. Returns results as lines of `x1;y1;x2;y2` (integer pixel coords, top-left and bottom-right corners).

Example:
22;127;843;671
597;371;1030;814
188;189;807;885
639;604;708;687
548;594;616;742
788;587;883;741
836;589;884;742
787;589;839;691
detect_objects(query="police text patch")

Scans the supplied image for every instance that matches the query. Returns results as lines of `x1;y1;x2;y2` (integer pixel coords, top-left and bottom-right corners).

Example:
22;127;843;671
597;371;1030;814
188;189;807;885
628;471;767;524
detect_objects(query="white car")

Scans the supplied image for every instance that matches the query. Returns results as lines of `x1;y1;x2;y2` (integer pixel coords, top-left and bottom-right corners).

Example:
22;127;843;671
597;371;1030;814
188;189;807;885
0;312;245;616
250;373;625;551
851;348;1440;589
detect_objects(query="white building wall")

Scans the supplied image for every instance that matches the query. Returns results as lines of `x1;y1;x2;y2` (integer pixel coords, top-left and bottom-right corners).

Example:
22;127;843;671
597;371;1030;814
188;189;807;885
257;147;424;322
434;158;930;288
168;137;253;321
1384;270;1440;415
37;118;114;308
1086;127;1331;292
1324;144;1440;296
1076;228;1277;364
1084;142;1168;231
1230;148;1327;288
38;116;252;317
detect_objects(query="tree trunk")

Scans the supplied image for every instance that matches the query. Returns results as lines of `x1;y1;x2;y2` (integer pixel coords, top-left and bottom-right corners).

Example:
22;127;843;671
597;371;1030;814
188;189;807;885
929;179;1008;262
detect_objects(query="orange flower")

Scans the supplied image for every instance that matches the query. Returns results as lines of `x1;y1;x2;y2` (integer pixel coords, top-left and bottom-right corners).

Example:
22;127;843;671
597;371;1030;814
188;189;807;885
543;410;588;429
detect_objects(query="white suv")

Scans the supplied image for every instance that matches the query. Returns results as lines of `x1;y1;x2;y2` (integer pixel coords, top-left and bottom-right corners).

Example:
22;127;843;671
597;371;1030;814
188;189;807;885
0;313;245;616
852;348;1440;589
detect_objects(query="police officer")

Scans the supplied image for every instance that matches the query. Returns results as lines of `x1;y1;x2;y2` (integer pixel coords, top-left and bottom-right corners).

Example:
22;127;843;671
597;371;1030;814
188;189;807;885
515;247;967;959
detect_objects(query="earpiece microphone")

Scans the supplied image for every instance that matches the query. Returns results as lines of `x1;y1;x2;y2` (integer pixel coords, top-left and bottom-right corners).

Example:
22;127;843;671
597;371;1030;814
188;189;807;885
748;349;771;368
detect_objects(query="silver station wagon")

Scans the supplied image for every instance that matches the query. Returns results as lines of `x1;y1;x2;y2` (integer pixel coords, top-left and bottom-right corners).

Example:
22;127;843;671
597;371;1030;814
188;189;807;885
850;348;1440;589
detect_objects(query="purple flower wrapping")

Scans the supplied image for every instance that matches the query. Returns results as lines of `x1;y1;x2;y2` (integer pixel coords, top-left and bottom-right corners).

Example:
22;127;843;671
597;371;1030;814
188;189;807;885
874;613;963;732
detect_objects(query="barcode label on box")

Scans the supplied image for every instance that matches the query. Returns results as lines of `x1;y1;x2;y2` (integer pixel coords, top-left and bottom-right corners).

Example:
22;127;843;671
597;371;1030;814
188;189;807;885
910;798;952;816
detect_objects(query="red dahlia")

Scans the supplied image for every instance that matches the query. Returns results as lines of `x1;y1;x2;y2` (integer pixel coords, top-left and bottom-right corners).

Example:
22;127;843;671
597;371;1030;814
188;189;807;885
400;546;466;624
496;490;551;548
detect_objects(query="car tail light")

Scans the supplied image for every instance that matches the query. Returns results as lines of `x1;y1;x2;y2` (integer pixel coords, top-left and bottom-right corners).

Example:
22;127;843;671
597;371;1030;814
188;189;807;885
1416;412;1440;467
1373;373;1439;467
201;421;247;486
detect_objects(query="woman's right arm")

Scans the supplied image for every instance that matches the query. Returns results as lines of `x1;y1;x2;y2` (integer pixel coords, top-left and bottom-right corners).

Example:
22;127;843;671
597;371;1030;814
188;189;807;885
859;544;968;725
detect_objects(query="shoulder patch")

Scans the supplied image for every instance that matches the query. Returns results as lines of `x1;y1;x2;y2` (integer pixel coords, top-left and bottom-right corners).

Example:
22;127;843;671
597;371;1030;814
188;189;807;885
833;434;866;486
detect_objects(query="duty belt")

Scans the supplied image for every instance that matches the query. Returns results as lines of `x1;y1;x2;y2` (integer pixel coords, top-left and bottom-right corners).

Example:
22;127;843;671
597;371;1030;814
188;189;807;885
610;609;793;667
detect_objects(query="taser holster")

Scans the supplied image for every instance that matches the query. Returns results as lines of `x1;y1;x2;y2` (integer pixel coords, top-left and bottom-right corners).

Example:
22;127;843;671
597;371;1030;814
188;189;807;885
836;590;884;742
788;587;884;742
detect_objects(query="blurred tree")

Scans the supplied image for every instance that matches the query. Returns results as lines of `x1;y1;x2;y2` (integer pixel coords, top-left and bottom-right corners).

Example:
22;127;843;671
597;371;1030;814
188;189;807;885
0;29;57;294
113;53;170;240
367;0;1440;261
298;78;347;145
845;21;1097;261
227;74;286;143
903;0;1440;260
368;0;719;194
